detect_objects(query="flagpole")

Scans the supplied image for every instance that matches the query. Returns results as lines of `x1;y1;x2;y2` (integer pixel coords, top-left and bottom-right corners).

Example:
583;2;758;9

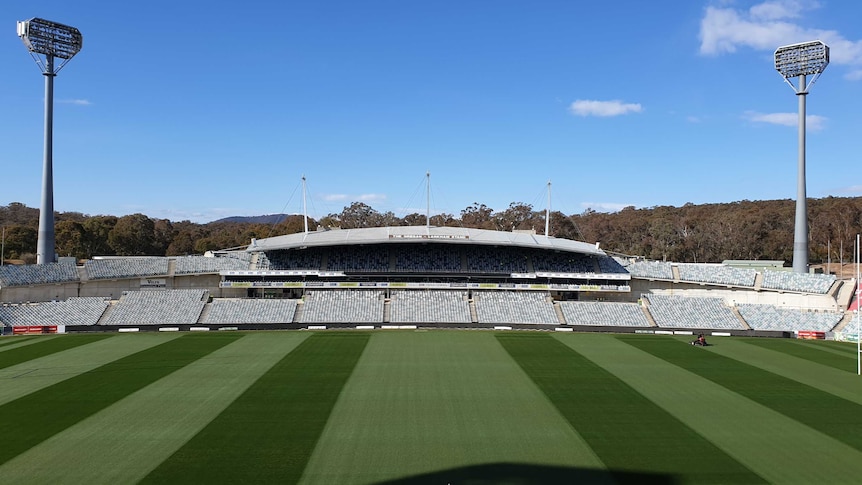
856;234;860;376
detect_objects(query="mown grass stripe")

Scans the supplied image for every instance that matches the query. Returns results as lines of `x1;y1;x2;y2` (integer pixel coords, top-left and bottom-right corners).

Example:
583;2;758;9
301;332;606;484
621;336;862;451
0;333;180;407
496;333;764;484
741;337;855;372
794;338;858;357
556;333;862;484
0;336;38;350
142;332;370;484
0;334;112;370
707;337;862;405
0;332;309;485
0;333;240;466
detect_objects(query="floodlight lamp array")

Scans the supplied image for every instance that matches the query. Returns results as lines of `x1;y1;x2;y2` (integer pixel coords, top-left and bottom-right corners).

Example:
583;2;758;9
17;18;82;60
774;40;829;79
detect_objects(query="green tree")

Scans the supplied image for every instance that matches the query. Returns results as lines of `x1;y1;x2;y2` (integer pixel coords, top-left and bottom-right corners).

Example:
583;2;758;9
109;214;156;255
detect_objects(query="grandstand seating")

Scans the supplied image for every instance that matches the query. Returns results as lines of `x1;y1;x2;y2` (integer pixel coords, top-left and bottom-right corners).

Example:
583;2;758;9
560;301;650;327
174;255;249;274
532;251;595;273
644;294;744;330
0;262;79;287
596;256;628;274
102;289;207;325
0;297;108;327
261;249;324;271
393;246;461;273
299;290;384;323
760;271;836;294
203;298;298;324
738;304;842;332
474;291;558;324
85;258;169;280
465;247;528;274
677;264;757;287
325;247;389;272
622;260;674;280
389;290;471;323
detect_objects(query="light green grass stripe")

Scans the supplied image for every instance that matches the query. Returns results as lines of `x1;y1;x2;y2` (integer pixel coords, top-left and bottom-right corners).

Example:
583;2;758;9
623;336;862;453
0;336;42;350
0;333;241;466
499;333;762;484
741;338;855;372
794;339;858;357
301;332;607;485
0;334;111;370
556;333;862;484
143;332;370;484
706;337;862;405
0;333;180;406
0;332;309;485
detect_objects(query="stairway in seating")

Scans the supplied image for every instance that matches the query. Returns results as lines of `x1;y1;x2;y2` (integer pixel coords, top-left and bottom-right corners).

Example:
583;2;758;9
640;300;658;327
469;299;479;324
730;306;752;330
197;302;213;324
553;302;567;325
383;299;391;323
292;301;304;323
95;303;116;326
832;312;857;332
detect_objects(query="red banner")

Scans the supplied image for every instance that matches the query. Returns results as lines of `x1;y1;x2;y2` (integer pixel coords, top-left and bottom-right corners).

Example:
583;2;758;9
12;326;58;335
797;331;826;340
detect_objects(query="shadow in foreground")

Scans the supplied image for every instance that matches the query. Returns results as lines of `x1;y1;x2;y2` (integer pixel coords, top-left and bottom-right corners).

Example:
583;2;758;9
375;462;676;485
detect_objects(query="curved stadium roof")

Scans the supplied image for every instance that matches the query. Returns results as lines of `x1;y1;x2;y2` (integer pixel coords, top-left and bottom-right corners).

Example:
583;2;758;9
247;226;605;256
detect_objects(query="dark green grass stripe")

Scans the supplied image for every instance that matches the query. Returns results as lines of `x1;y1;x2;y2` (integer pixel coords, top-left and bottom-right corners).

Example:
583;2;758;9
496;334;764;484
0;334;112;370
0;336;36;349
0;333;240;465
620;336;862;451
795;338;858;356
142;332;370;485
740;338;855;372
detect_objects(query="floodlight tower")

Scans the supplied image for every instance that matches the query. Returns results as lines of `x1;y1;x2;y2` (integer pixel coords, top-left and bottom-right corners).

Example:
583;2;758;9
17;18;83;264
774;40;829;274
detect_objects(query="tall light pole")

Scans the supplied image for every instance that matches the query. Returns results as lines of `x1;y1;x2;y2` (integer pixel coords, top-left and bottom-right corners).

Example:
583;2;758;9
17;18;83;264
774;40;829;274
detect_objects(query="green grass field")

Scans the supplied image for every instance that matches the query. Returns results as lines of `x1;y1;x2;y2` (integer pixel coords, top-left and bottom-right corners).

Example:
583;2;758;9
0;330;860;484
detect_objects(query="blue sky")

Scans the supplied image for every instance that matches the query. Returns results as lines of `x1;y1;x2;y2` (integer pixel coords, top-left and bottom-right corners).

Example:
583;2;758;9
2;0;861;223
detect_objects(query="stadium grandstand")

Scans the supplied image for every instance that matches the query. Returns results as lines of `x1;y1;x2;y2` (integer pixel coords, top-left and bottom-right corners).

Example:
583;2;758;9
0;225;856;338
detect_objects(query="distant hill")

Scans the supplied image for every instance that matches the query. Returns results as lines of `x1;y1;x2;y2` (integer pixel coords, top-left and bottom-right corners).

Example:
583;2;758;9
211;214;293;224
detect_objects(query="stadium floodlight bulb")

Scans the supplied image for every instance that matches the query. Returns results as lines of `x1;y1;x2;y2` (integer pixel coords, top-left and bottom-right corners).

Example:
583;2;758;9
775;40;829;92
17;18;82;72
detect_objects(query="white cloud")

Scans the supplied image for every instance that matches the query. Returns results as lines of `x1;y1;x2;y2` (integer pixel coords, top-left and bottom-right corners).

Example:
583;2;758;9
580;202;633;213
749;0;809;20
686;115;703;123
845;70;862;81
59;99;91;106
743;110;827;130
569;100;643;117
322;193;386;203
831;185;862;196
699;0;862;77
357;193;387;203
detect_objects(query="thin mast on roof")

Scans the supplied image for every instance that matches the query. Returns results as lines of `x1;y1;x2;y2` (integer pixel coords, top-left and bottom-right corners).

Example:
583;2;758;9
302;175;308;234
426;171;431;231
545;180;551;237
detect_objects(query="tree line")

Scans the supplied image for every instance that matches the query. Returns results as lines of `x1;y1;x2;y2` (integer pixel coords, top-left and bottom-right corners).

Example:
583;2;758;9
2;197;861;265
